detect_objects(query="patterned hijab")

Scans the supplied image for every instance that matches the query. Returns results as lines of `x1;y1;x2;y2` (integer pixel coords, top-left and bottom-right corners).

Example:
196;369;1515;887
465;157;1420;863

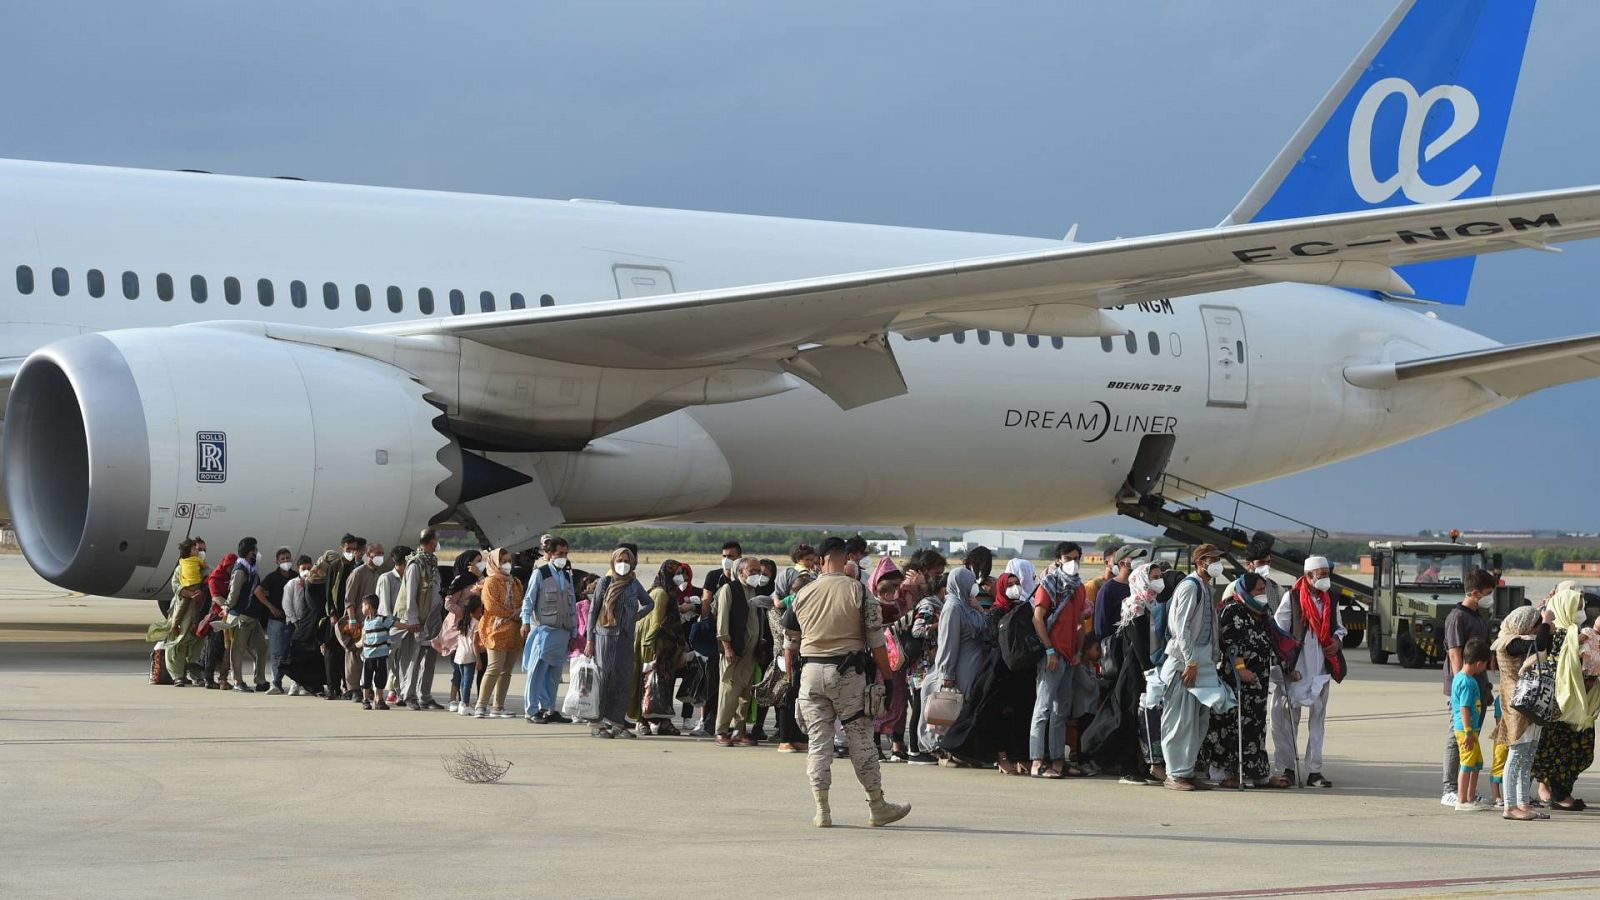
598;547;636;628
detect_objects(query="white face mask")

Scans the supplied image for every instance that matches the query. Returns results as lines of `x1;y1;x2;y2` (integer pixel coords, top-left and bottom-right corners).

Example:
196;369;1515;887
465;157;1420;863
1312;577;1332;592
1005;585;1022;600
614;562;632;577
277;561;292;572
1580;610;1589;626
370;555;385;568
475;561;487;574
197;550;207;562
721;558;735;572
747;574;769;589
1206;561;1225;580
1062;560;1079;577
672;574;687;588
551;557;568;570
298;569;311;580
969;582;982;599
500;563;512;575
342;551;356;563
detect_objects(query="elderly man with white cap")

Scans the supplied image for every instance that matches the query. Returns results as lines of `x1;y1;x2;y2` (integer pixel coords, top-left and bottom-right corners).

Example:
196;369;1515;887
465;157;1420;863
1269;555;1345;788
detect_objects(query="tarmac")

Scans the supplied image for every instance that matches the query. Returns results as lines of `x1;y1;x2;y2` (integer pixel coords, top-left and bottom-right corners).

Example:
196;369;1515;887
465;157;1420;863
1;553;1596;900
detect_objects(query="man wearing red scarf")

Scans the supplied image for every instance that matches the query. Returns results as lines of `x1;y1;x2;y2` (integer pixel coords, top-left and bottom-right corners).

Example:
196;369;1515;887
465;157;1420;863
1270;555;1344;789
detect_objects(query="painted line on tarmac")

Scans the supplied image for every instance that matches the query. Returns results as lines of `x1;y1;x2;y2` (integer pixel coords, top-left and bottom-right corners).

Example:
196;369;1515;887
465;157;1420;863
1084;869;1600;900
0;730;588;746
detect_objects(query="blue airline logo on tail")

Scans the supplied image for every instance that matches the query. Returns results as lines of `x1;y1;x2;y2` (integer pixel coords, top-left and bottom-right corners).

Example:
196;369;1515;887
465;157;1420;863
1349;78;1481;206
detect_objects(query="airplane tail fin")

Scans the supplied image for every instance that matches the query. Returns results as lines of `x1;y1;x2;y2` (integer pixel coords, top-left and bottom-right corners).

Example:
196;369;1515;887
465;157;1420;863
1221;0;1536;305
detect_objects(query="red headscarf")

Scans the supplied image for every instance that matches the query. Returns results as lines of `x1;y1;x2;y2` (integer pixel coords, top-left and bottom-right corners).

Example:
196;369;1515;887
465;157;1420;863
1294;576;1335;648
992;572;1020;614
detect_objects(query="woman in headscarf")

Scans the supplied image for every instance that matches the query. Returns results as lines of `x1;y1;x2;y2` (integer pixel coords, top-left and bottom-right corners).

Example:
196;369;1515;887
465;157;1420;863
473;548;524;718
1199;572;1289;789
1493;603;1551;820
1082;562;1170;783
965;558;1039;775
919;567;991;758
307;550;341;698
584;547;654;738
434;550;484;713
635;559;689;736
1533;584;1600;810
870;558;912;761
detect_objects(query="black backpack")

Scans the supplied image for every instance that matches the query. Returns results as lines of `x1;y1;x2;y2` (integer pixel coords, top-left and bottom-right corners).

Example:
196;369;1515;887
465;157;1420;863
998;601;1044;671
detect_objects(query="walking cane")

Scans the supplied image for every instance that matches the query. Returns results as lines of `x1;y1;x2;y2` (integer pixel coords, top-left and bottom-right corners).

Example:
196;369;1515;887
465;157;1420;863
1232;667;1245;791
1289;692;1303;789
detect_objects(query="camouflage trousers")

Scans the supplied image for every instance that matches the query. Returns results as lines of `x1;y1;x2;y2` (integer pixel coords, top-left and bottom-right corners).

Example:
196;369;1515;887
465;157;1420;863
797;662;881;793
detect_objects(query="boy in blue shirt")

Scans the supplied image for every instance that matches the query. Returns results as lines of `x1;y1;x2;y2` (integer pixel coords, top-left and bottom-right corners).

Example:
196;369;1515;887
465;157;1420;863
360;594;396;711
1450;638;1491;812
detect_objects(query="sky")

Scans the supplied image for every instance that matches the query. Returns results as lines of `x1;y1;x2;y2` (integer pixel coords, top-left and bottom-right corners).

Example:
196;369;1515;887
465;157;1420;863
2;1;1596;535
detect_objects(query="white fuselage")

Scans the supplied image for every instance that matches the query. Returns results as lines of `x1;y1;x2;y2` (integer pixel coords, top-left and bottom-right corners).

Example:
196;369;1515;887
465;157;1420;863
0;160;1505;533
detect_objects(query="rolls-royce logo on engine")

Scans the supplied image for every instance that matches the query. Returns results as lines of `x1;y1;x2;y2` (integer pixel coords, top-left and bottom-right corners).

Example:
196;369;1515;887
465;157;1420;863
196;431;227;483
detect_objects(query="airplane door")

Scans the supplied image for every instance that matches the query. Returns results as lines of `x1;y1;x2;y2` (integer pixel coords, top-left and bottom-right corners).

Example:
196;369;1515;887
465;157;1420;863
612;264;676;299
1199;305;1248;408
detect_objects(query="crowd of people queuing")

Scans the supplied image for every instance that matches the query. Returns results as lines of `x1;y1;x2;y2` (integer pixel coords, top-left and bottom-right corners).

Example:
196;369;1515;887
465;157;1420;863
147;528;1599;825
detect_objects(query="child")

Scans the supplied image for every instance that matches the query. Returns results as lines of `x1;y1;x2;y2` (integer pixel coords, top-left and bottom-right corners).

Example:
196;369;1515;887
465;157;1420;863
1451;638;1492;812
1489;695;1506;808
360;594;396;710
453;594;482;717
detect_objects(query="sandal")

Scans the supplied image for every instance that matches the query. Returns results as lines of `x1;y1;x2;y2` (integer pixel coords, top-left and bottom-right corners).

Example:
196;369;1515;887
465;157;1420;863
1061;763;1090;778
1551;798;1585;811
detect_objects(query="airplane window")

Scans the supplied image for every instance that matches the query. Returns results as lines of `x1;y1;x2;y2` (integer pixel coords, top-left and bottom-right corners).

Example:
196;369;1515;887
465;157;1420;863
953;331;966;344
1051;337;1064;350
1001;332;1015;347
52;267;69;297
190;275;207;303
418;287;435;315
539;294;555;308
1124;330;1137;354
15;265;32;294
1236;339;1245;361
122;271;139;300
1169;332;1182;357
509;292;526;310
1148;331;1161;355
387;286;403;313
355;284;371;312
290;280;306;308
1100;336;1113;352
1026;335;1039;348
977;330;991;346
479;291;494;313
223;276;240;305
157;273;174;302
257;278;274;307
87;269;105;298
323;282;339;310
449;289;465;315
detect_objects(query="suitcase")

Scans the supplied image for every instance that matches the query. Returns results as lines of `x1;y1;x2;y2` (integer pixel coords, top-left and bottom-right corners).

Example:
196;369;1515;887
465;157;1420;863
149;644;173;685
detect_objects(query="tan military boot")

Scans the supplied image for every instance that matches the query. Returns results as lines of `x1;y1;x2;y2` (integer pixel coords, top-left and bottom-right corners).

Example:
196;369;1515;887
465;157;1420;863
812;789;832;828
866;789;910;827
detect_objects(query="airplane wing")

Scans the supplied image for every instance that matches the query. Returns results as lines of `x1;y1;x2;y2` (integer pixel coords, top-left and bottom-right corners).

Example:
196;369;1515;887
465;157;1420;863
363;185;1600;408
1343;332;1600;399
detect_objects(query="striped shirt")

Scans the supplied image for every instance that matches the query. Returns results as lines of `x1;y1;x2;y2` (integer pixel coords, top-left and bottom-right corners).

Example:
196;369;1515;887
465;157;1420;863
362;614;397;659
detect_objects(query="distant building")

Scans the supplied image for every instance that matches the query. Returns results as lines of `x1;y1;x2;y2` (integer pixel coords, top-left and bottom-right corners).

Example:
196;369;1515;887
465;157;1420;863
867;539;907;557
0;526;14;548
1461;531;1536;541
1563;561;1600;576
962;529;1150;561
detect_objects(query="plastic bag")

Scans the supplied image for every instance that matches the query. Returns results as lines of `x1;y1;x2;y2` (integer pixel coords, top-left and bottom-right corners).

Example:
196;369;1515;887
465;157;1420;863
562;656;600;721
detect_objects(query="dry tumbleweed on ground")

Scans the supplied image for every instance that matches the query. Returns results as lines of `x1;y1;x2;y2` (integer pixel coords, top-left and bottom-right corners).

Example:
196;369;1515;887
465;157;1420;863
441;742;513;784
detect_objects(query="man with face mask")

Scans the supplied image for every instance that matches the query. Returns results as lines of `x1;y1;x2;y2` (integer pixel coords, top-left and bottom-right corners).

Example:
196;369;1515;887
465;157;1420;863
376;545;412;702
393;529;442;710
260;547;297;694
1434;566;1496;804
1270;555;1346;790
322;534;361;699
226;537;275;693
521;536;578;723
1157;544;1228;791
1030;542;1087;777
714;557;765;746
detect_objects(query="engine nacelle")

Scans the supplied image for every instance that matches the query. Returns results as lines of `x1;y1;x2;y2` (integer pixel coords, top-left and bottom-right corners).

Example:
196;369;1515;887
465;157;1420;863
3;328;459;598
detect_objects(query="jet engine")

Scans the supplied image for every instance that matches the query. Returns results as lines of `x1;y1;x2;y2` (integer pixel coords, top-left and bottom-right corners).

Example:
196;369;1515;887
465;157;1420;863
1;327;500;598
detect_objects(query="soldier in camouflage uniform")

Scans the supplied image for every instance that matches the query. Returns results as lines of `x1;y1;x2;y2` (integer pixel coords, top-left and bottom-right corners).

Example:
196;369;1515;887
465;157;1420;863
783;536;911;828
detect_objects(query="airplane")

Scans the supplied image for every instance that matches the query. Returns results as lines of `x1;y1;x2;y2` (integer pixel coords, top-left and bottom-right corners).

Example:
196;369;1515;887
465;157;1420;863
4;0;1600;599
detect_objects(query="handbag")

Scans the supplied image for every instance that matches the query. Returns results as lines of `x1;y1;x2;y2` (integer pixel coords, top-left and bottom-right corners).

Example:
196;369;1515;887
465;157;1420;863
195;602;222;639
675;660;707;705
924;688;964;734
754;660;790;706
1511;658;1559;726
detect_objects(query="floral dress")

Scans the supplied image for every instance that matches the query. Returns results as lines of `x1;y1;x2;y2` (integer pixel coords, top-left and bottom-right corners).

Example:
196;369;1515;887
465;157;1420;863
1531;628;1597;800
1200;601;1276;780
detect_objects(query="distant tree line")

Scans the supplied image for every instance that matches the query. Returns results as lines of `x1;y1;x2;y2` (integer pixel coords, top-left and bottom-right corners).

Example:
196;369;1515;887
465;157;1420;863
544;527;902;556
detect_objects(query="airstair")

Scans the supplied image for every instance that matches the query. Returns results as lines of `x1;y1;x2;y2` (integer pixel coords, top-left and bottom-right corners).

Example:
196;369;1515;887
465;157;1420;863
1116;473;1371;637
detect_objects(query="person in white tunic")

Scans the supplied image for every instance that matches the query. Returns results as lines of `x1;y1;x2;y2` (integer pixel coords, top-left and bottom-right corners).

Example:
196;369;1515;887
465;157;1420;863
1270;555;1345;788
1157;544;1231;791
